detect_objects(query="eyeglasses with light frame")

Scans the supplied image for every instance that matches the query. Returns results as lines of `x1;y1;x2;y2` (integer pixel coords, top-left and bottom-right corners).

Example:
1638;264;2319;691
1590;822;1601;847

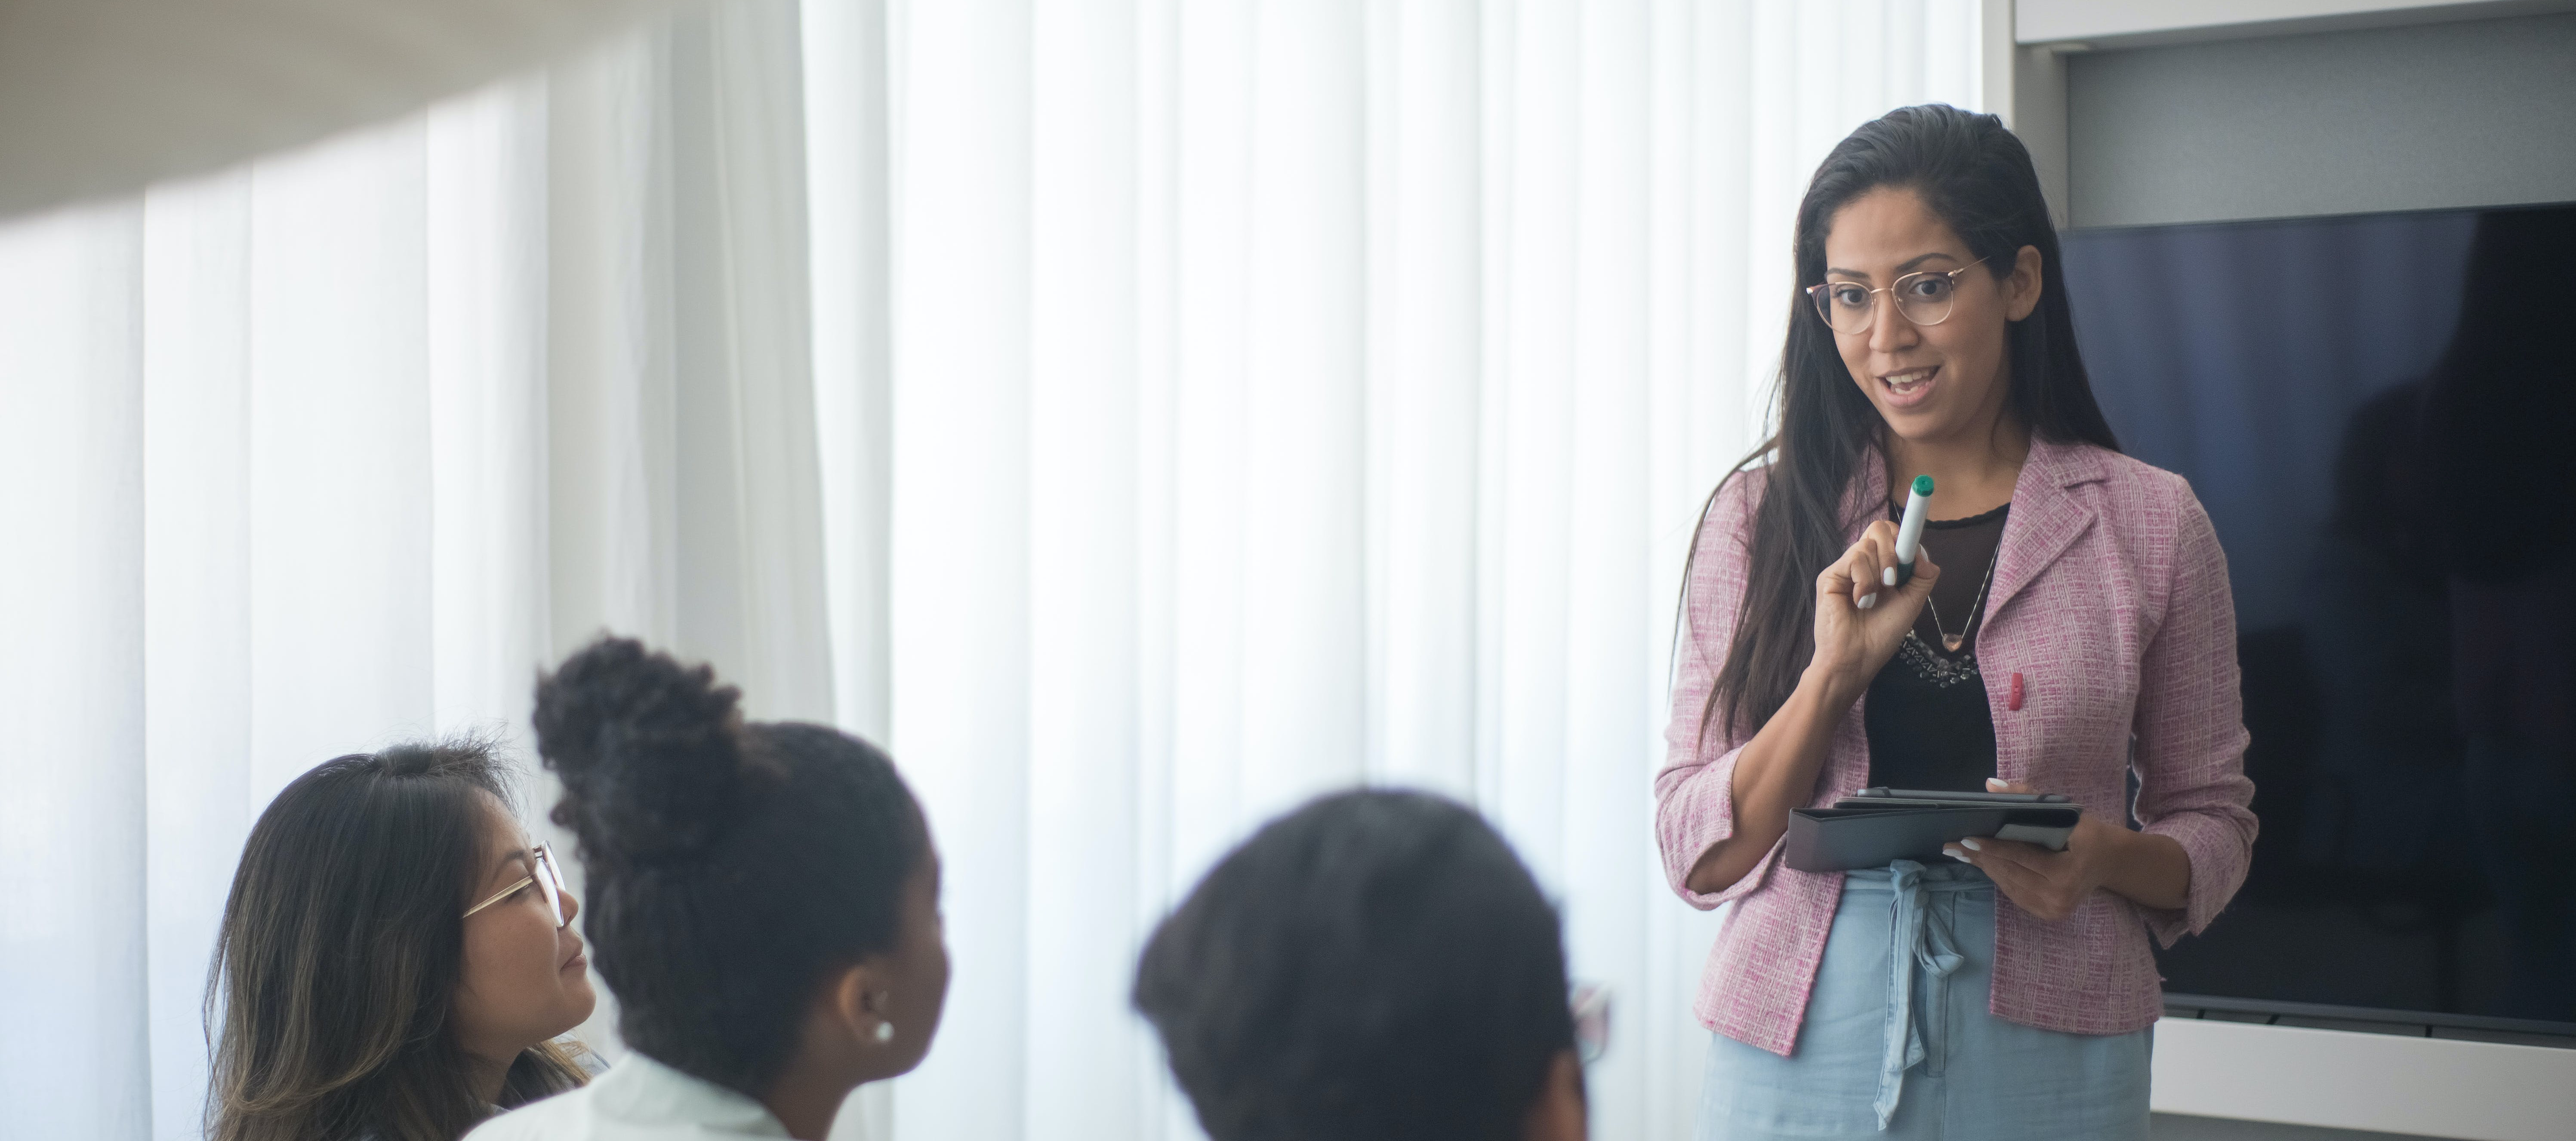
1805;256;1990;335
1572;982;1612;1065
462;841;572;930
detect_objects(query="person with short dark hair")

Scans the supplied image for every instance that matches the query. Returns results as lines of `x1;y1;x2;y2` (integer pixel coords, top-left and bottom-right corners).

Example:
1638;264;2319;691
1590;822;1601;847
208;741;598;1141
1133;789;1590;1141
468;636;948;1141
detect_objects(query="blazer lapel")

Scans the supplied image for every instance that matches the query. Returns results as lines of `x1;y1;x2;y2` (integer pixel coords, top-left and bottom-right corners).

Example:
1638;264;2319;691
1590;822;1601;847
1985;438;2104;622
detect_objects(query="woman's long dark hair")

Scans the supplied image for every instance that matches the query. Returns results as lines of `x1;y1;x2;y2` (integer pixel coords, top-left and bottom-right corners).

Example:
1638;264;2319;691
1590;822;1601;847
208;742;589;1141
1695;104;2120;741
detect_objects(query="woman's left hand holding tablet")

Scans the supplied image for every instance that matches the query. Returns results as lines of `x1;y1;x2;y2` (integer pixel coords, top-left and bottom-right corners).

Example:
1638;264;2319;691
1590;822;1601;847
1941;779;2114;923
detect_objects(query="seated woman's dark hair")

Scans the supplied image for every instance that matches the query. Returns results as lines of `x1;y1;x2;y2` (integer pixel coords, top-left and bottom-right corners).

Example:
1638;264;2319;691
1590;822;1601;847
208;741;589;1141
1133;789;1576;1141
531;635;926;1097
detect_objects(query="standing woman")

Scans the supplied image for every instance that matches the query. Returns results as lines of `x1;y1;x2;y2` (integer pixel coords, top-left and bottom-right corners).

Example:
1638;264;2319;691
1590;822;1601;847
1655;105;2256;1140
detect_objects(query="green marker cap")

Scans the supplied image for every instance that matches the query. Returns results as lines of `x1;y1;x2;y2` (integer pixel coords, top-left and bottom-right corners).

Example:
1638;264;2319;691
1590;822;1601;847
1911;475;1934;496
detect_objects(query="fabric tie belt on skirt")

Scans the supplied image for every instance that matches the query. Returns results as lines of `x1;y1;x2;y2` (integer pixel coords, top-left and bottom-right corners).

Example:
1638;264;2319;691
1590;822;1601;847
1843;859;1983;1130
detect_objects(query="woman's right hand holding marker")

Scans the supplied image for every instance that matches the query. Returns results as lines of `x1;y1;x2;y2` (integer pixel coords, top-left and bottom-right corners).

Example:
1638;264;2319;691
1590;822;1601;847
1809;518;1941;697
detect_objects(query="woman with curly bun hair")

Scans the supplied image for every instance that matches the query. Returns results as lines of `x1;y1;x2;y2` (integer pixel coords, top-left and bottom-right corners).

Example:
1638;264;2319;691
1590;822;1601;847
468;636;948;1141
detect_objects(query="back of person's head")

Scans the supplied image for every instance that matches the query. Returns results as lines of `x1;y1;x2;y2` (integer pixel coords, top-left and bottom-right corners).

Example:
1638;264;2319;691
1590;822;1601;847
532;635;945;1101
210;741;591;1141
1133;790;1581;1141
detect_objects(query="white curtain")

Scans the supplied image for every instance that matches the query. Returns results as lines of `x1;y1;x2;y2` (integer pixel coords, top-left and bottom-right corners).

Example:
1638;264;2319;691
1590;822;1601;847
0;3;1984;1139
0;6;824;1137
843;3;1985;1138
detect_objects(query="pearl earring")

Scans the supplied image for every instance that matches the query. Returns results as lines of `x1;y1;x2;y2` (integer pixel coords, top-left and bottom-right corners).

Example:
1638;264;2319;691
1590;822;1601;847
873;1020;896;1043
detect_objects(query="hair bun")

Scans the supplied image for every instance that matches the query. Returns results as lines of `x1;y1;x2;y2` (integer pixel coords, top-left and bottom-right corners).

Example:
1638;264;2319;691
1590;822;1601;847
533;636;750;870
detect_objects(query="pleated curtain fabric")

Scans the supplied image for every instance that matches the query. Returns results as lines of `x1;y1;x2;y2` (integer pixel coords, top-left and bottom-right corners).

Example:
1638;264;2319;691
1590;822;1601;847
0;7;830;1136
852;4;1985;1139
0;3;1986;1139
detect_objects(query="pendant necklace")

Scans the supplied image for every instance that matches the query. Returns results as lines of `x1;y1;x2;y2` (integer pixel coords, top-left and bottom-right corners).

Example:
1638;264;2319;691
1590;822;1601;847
1924;542;2002;653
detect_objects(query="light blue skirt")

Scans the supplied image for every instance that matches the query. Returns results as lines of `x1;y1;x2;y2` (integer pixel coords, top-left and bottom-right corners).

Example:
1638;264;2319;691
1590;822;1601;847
1695;861;2151;1140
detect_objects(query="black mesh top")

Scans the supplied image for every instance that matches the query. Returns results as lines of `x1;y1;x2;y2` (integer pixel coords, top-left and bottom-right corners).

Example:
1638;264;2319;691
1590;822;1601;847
1864;501;2009;793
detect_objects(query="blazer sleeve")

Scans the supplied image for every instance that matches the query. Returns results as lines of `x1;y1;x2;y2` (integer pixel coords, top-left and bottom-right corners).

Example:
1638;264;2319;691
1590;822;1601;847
2131;483;2260;945
1655;473;1778;910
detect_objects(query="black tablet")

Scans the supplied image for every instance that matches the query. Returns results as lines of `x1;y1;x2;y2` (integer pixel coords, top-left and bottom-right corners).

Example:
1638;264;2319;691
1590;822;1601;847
1846;786;2074;806
1784;795;2083;873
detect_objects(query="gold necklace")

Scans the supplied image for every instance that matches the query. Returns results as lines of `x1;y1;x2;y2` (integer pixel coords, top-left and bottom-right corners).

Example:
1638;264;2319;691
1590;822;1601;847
1923;541;2001;653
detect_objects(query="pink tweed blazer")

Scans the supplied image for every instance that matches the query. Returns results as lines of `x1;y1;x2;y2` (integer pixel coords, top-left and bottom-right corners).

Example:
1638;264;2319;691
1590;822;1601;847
1655;438;2258;1057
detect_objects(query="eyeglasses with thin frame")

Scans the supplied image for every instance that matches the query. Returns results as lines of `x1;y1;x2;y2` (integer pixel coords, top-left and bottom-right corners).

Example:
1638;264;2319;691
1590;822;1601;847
462;841;571;930
1806;256;1989;335
1571;982;1612;1065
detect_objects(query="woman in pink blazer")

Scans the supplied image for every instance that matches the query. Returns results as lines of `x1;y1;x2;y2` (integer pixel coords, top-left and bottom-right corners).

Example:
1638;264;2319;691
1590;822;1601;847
1656;105;2256;1140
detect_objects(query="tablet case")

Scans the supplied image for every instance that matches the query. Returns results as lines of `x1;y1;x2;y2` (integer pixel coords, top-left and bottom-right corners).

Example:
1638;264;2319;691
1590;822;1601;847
1784;798;2082;873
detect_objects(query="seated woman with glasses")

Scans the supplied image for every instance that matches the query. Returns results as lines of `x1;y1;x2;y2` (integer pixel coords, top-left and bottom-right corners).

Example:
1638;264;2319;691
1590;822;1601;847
208;741;599;1141
1134;789;1602;1141
469;636;949;1141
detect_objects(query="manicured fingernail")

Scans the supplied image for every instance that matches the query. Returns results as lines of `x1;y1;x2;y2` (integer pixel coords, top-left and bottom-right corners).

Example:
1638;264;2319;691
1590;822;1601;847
1882;566;1896;587
1944;849;1971;863
1987;778;2008;790
1960;838;1984;851
1858;594;1877;609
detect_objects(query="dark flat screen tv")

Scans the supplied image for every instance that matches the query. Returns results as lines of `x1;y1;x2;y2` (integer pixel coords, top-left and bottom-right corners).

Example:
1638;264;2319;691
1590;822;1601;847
2058;201;2576;1035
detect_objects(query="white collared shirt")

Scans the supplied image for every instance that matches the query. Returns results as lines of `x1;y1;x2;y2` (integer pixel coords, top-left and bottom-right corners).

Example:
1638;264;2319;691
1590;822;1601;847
466;1052;791;1140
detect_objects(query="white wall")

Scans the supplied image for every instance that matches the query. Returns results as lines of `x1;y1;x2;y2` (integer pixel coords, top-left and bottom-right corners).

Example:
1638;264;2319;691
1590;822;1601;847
2018;0;2572;46
2064;11;2576;226
2154;1020;2576;1141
